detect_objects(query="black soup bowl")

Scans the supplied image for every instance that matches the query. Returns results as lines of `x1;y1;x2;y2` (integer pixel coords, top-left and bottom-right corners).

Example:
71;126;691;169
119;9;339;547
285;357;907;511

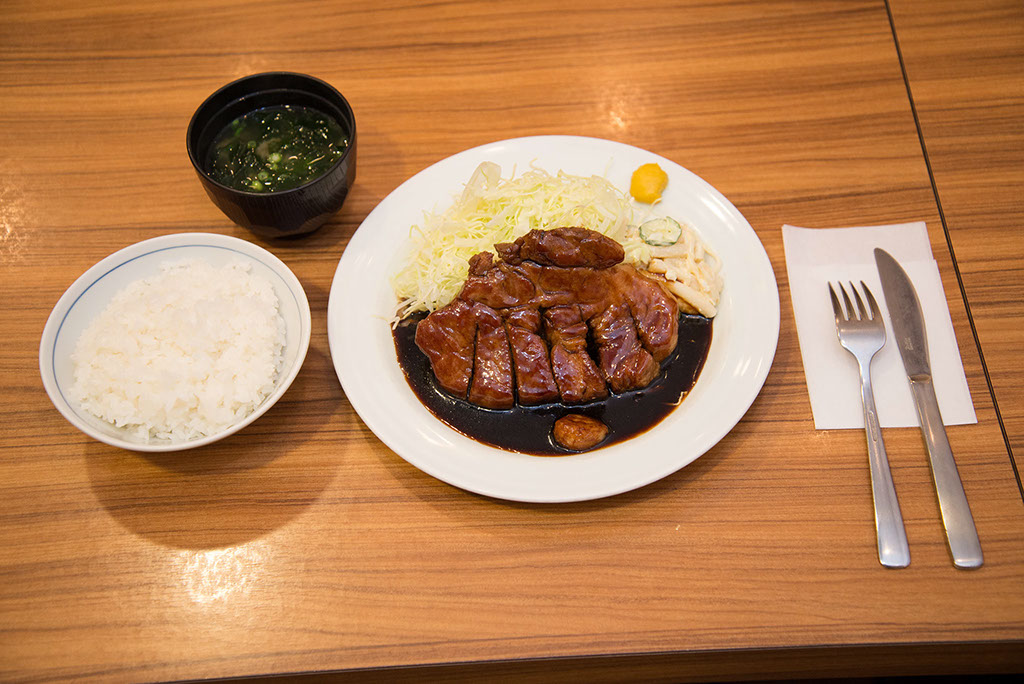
187;72;357;239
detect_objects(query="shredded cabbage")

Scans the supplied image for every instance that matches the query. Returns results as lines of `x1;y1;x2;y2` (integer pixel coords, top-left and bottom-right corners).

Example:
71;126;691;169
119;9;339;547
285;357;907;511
390;162;647;319
389;161;723;321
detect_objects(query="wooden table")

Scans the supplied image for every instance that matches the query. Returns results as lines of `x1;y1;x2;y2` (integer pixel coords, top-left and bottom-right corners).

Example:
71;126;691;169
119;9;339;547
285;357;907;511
2;1;1022;681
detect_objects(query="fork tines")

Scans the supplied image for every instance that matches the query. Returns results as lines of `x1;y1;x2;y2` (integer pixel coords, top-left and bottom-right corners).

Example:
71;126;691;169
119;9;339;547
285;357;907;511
829;281;881;322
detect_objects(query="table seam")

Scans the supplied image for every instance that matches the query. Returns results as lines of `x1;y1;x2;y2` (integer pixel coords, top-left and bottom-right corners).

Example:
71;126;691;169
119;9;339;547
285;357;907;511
884;0;1023;503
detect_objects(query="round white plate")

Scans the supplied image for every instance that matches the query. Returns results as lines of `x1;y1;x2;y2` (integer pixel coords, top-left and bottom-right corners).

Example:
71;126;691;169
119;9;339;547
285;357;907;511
40;232;312;452
328;135;779;502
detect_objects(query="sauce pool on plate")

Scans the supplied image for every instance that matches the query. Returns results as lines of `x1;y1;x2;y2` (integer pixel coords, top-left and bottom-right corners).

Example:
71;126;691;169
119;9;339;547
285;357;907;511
393;312;713;455
205;105;349;193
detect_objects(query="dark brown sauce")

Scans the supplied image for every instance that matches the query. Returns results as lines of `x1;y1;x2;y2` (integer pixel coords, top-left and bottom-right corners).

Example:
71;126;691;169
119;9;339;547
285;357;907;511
393;312;712;455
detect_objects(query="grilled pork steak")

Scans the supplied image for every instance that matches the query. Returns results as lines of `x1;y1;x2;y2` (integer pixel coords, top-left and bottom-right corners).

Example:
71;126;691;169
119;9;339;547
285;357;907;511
413;227;679;407
412;298;477;399
467;303;515;409
545;305;609;404
496;225;625;269
503;307;560;405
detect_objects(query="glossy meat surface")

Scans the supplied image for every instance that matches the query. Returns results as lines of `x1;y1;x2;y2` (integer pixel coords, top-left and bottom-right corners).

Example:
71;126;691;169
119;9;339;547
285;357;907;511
503;307;560;405
414;227;679;407
467;303;515;409
495;226;625;269
552;414;610;451
545;305;609;403
413;298;477;398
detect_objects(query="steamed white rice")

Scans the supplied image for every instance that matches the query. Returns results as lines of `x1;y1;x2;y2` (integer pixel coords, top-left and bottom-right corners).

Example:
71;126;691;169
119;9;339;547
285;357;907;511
69;258;285;442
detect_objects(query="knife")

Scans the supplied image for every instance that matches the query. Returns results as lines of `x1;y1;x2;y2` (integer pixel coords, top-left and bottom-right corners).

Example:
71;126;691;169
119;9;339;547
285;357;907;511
874;248;983;568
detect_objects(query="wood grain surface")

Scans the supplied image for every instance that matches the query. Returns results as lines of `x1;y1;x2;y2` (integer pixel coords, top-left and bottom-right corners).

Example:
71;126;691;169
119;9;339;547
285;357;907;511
1;1;1022;682
888;0;1024;479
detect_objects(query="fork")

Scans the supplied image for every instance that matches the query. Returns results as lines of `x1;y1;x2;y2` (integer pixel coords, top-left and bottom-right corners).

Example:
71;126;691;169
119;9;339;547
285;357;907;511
829;281;910;568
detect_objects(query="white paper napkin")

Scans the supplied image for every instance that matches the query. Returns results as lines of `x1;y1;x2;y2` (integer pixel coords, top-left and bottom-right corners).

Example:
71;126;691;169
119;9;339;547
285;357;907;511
782;222;976;429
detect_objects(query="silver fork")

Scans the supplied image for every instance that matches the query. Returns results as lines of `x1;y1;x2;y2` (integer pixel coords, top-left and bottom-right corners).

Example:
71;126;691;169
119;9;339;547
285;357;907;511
830;281;910;568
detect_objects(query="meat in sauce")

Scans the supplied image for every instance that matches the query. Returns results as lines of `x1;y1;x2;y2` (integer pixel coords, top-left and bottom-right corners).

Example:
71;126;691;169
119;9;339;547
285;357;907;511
553;414;610;451
414;227;679;407
399;226;714;455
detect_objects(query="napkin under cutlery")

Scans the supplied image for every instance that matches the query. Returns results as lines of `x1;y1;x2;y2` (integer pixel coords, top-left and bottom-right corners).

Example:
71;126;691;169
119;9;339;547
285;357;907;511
782;222;976;430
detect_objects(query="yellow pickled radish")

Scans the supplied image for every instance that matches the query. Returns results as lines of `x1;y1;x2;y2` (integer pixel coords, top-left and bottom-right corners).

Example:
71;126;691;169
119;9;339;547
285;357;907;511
629;163;668;203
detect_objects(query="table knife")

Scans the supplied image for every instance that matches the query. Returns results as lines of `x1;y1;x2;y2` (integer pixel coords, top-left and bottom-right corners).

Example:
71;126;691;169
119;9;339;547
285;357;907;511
873;248;983;568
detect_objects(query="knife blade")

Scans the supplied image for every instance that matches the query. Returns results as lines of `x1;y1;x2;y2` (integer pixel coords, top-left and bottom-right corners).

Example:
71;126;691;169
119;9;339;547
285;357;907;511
873;248;983;568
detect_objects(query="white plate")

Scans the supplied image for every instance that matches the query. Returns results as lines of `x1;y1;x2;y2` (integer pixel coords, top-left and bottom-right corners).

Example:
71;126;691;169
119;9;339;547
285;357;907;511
40;232;312;452
328;136;779;502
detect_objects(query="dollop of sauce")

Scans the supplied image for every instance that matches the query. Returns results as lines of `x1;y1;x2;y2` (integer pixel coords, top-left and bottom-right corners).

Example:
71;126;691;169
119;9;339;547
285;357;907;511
205;105;348;193
393;312;712;455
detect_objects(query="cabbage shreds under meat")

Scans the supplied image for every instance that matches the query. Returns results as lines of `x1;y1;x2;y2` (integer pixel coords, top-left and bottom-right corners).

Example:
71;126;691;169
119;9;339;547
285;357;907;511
390;162;648;320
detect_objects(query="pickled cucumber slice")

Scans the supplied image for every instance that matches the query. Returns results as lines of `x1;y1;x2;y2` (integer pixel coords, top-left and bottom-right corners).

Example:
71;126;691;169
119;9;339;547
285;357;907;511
639;217;682;246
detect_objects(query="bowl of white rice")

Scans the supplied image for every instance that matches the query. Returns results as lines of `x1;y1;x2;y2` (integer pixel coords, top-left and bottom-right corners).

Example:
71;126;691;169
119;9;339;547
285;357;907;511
40;233;311;452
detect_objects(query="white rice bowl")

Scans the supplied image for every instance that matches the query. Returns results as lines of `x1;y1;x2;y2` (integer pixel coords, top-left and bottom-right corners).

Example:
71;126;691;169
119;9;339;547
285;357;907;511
40;233;311;452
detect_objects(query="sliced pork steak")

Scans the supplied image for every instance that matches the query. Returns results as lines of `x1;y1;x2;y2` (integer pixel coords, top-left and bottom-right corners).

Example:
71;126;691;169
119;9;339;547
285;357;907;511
414;227;679;407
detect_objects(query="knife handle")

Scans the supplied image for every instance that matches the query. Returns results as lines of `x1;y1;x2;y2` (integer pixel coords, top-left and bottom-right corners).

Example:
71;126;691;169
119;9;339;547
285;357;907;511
909;378;983;568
